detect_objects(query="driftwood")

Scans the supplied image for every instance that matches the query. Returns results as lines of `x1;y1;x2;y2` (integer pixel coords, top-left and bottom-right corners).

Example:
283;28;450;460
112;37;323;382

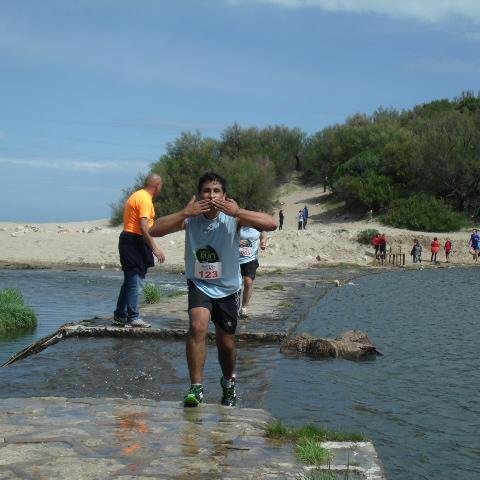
280;330;382;360
2;324;380;367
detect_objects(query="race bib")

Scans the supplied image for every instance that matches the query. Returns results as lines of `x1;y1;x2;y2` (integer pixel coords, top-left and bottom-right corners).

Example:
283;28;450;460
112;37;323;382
239;247;253;257
194;261;222;279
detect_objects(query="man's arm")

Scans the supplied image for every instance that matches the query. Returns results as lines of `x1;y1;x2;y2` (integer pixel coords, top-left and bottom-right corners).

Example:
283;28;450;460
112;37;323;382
140;218;165;262
149;196;211;237
212;197;277;231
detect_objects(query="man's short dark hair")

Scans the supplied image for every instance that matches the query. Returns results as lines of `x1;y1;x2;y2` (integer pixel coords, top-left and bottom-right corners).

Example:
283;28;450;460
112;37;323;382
198;172;227;193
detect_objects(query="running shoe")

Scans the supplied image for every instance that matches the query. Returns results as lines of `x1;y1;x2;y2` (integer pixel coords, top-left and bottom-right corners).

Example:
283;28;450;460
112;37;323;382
129;318;151;328
184;384;204;407
220;376;237;407
239;307;248;318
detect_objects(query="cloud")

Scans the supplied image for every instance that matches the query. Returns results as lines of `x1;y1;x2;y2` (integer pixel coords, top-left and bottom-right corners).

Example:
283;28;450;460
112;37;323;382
227;0;480;23
0;157;149;173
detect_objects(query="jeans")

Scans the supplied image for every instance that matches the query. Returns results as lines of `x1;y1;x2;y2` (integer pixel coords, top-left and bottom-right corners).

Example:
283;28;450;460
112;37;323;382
114;270;144;320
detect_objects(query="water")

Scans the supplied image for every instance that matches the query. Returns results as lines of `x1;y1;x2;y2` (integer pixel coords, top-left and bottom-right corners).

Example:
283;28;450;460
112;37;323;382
0;267;479;479
0;268;185;363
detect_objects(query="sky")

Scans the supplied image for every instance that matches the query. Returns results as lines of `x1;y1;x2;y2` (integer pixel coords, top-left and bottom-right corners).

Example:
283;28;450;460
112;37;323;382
1;0;479;222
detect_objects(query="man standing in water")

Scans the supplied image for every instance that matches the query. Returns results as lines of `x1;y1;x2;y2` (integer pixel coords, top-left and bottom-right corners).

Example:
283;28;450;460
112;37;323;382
113;173;165;328
150;172;277;407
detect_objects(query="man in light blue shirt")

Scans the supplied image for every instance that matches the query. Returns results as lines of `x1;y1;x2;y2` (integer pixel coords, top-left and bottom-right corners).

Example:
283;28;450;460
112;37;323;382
150;172;277;407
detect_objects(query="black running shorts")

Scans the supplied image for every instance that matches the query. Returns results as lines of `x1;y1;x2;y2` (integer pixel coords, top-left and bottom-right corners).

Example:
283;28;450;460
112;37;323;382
187;280;240;334
240;259;259;280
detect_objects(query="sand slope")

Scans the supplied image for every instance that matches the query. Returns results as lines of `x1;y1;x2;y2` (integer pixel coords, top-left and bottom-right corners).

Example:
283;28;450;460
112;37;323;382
0;180;477;269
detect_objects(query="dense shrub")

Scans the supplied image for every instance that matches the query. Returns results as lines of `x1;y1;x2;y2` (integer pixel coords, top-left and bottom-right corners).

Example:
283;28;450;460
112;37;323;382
383;195;469;232
0;288;37;335
357;229;380;245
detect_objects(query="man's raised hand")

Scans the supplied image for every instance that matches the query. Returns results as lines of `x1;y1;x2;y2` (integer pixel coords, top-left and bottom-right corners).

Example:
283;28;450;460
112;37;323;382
183;195;211;217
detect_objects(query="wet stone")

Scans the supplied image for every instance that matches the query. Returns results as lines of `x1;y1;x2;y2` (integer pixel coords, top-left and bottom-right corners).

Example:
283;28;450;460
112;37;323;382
0;397;386;479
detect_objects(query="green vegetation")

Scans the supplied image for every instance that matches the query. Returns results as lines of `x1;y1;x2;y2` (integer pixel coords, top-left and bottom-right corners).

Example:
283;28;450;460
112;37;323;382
0;288;37;335
112;92;480;232
357;229;379;245
143;284;186;304
267;421;366;479
297;439;330;465
143;283;162;304
263;283;284;291
382;195;469;231
266;420;366;443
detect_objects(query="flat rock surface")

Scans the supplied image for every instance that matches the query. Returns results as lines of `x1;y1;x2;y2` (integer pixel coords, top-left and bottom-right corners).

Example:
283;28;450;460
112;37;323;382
0;397;386;479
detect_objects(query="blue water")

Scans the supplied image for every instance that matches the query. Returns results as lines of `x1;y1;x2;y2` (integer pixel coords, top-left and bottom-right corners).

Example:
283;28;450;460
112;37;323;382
0;268;185;363
0;266;479;479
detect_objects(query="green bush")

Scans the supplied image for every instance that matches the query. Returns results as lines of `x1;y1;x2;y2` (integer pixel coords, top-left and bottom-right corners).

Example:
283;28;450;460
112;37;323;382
383;195;469;232
143;283;162;304
357;229;379;245
0;288;37;335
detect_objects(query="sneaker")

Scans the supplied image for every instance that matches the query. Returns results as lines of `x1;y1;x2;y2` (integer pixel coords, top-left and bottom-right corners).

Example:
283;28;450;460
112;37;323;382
239;307;248;318
220;376;237;407
129;318;151;328
113;315;128;326
184;384;204;407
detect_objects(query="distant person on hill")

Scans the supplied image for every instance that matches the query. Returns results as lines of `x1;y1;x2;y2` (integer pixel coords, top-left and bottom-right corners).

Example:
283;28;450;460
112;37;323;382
302;205;309;229
297;210;304;230
430;237;440;263
411;239;422;263
149;171;277;407
371;233;381;261
469;229;479;262
444;238;452;262
113;173;165;328
378;233;387;265
238;226;267;318
278;209;284;230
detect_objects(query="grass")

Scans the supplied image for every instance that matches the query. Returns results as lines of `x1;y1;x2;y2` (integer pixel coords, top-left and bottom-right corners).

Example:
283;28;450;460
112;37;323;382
143;284;187;304
0;288;37;336
143;282;162;304
267;421;366;480
263;283;284;291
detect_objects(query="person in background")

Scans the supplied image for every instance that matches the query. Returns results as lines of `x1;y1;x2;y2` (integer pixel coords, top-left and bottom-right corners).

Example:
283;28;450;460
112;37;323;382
378;233;387;265
238;227;267;318
411;239;422;264
430;237;440;263
444;238;452;262
278;209;284;230
302;205;309;229
371;233;381;261
469;229;479;262
113;174;165;328
149;172;277;407
297;210;304;230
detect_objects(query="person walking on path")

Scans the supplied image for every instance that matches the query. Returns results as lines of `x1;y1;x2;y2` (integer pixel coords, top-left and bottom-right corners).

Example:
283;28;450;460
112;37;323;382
302;205;309;229
469;229;479;262
378;233;387;265
411;239;422;263
444;238;452;262
113;174;166;328
149;172;277;407
430;237;440;263
239;227;267;318
278;209;284;230
297;210;304;230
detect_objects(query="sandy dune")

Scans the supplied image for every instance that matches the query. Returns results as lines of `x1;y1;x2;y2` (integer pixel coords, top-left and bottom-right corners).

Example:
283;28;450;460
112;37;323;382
0;181;477;269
